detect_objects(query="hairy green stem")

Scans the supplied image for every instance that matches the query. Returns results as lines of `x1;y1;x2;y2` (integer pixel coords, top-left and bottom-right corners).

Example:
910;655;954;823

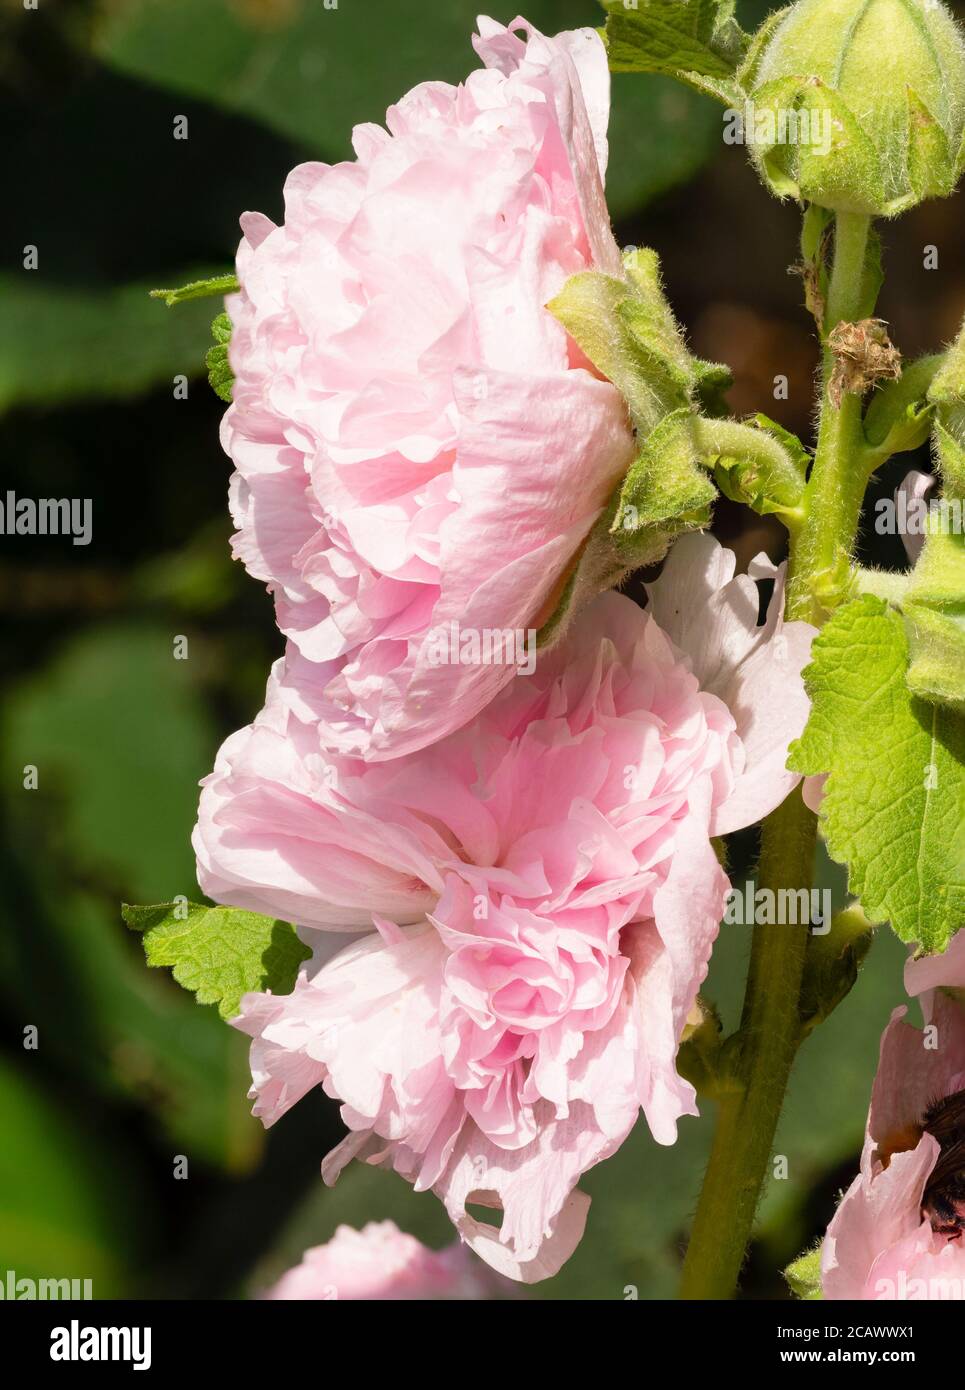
678;212;873;1300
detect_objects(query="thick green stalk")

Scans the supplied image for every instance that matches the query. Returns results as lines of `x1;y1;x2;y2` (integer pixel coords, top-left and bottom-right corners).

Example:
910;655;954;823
678;212;873;1300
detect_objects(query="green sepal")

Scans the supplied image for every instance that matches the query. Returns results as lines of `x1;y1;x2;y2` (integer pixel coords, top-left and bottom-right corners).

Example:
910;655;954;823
863;355;942;458
149;273;240;307
785;1245;824;1300
750;77;883;214
906;87;955;204
548;247;726;435
735;4;792;90
123;900;311;1020
542;250;719;647
676;997;735;1100
614;408;716;541
548;246;710;435
699;414;808;518
537;409;714;648
691;358;733;416
798;904;874;1038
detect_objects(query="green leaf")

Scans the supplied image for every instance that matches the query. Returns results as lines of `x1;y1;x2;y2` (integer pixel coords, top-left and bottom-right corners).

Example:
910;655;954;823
149;273;239;307
89;0;720;222
2;624;214;896
206;311;234;402
0;273;223;413
0;1056;145;1293
602;0;749;101
903;512;965;710
1;623;262;1168
787;595;965;953
785;1245;824;1300
123;901;311;1020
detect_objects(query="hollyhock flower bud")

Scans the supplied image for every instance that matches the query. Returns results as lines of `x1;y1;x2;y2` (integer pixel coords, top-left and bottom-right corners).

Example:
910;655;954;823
262;1221;499;1300
194;535;814;1280
222;16;643;762
820;931;965;1299
747;0;965;215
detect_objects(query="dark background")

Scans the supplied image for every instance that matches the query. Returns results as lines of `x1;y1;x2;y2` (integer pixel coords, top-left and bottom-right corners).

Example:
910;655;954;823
0;0;957;1299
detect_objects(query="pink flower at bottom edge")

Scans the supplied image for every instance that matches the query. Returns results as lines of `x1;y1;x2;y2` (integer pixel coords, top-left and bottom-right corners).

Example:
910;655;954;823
198;534;814;1281
821;946;965;1299
263;1220;502;1300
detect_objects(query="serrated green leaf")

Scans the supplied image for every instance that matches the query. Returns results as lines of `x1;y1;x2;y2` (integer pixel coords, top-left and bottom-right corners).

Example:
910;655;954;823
785;1245;824;1300
123;901;310;1020
205;344;233;403
210;310;232;346
788;596;965;953
602;0;749;99
149;274;239;307
205;311;234;401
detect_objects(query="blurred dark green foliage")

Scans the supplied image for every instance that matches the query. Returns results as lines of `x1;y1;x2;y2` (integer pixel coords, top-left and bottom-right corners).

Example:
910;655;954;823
0;0;956;1298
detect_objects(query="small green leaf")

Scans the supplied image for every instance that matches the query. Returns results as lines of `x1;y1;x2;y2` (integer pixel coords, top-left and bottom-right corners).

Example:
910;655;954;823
123;902;310;1020
788;596;965;953
785;1244;824;1300
206;312;234;402
149;273;239;307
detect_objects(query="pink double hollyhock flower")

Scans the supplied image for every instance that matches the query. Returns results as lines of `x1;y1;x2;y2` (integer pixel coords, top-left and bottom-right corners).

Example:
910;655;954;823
820;931;965;1299
195;535;813;1281
263;1220;499;1300
222;15;636;762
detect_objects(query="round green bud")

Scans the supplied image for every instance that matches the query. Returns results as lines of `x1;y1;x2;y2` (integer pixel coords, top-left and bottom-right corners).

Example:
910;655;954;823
744;0;965;216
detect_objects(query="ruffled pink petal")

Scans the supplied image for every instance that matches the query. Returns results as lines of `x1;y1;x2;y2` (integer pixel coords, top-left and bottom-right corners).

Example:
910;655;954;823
645;532;815;835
